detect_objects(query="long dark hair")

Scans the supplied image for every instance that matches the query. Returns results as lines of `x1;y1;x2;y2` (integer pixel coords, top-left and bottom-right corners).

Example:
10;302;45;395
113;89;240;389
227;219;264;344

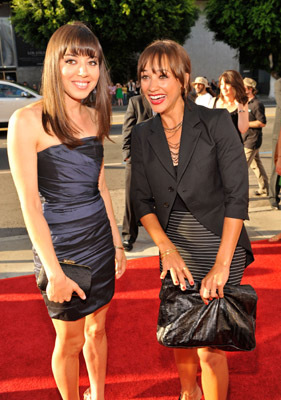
137;39;191;99
41;22;111;147
219;70;248;105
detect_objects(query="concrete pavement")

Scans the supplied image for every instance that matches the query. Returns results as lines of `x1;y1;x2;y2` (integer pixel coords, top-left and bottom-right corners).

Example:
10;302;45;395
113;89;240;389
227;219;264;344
0;104;280;279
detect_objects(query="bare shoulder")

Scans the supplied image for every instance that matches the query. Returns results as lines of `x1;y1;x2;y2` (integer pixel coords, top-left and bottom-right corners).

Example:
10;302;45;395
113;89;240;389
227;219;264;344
9;101;42;128
8;101;43;145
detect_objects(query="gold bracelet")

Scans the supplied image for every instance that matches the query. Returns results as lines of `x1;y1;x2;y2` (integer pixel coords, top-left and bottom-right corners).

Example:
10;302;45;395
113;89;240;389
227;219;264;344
160;248;178;260
115;245;125;250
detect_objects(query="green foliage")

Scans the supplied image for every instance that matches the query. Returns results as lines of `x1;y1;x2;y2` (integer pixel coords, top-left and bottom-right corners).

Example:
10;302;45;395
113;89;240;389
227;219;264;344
11;0;199;81
205;0;281;74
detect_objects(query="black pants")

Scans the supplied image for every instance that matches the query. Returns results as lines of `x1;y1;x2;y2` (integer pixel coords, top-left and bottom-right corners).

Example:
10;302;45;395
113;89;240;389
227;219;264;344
122;162;138;242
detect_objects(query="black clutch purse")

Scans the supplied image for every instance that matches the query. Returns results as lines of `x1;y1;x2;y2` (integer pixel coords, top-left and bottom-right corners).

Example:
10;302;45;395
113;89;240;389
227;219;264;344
157;276;257;352
37;259;92;297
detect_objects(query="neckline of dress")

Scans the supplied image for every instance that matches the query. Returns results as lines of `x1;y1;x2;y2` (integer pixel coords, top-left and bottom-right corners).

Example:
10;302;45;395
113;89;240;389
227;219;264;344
37;136;99;155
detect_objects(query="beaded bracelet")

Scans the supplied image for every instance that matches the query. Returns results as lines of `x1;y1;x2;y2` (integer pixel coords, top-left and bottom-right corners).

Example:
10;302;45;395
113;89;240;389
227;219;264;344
115;245;125;250
160;248;178;260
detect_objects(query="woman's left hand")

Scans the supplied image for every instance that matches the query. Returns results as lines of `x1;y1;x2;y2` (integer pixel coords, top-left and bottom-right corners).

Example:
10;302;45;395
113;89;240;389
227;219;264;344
200;262;230;304
115;248;126;279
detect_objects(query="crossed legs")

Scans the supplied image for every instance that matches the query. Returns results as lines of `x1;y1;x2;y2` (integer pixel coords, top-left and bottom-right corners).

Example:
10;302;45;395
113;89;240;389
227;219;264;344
174;347;229;400
51;303;110;400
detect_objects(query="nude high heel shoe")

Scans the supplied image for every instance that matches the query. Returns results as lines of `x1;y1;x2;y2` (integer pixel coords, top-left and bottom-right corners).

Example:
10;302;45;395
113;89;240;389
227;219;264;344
178;385;203;400
83;387;91;400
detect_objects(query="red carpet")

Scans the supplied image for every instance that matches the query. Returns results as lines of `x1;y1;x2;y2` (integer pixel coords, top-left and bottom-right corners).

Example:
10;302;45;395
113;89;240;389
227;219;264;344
0;239;281;400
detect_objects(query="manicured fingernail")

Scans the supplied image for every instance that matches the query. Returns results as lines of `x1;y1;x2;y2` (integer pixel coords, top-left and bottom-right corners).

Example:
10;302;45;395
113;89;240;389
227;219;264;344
190;281;194;286
175;281;179;285
181;286;186;291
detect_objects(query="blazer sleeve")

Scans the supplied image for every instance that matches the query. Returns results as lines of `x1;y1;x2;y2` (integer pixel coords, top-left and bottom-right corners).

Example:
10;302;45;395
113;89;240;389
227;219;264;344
122;98;137;161
214;109;249;220
131;125;156;221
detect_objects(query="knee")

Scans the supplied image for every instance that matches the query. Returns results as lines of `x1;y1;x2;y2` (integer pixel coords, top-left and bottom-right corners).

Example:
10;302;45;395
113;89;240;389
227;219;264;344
198;348;226;371
56;333;85;357
85;324;106;343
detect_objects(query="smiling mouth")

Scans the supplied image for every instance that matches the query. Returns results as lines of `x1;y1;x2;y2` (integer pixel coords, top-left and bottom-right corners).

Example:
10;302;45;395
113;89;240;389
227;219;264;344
73;81;89;89
149;94;166;104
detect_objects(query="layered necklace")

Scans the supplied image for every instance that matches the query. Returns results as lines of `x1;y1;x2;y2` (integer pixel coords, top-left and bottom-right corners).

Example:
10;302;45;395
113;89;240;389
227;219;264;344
163;120;183;166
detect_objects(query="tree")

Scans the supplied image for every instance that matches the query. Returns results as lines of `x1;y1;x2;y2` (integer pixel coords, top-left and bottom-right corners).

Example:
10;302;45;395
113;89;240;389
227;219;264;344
205;0;281;75
11;0;199;82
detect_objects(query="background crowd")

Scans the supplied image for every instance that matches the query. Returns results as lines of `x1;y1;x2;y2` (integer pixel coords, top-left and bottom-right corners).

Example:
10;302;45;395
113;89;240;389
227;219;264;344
121;70;281;252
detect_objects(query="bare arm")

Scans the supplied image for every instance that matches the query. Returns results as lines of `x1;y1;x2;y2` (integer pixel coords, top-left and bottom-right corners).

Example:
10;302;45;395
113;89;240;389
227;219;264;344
98;161;126;279
249;120;265;128
7;108;86;302
140;213;194;290
200;217;243;303
236;102;249;134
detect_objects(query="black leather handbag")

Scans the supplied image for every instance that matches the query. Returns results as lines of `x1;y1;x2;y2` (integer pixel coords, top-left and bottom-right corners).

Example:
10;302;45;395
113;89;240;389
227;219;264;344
37;259;92;297
157;277;257;352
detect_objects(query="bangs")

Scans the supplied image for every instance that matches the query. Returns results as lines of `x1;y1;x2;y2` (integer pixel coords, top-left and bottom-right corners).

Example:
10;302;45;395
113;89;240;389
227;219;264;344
220;74;231;85
59;23;102;62
137;40;191;90
138;44;180;78
64;41;100;60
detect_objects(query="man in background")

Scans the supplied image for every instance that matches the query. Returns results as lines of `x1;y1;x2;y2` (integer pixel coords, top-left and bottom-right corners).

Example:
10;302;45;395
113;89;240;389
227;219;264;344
243;77;269;196
192;76;214;108
122;94;153;251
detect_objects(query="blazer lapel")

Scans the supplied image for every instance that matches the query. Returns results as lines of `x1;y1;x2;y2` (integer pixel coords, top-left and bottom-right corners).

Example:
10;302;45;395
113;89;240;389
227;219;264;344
147;114;176;179
177;101;202;183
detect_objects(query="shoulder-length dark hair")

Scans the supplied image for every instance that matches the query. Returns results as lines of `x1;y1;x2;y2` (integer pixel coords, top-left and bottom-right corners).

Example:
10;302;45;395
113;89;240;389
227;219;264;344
41;22;111;147
219;70;248;105
137;39;191;99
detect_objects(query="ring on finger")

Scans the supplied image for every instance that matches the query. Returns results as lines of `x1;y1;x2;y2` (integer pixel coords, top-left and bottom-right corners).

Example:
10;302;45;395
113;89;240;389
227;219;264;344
182;266;188;272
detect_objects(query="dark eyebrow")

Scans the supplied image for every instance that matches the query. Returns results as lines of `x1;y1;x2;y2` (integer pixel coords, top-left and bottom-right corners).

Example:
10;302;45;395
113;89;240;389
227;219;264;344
63;53;98;60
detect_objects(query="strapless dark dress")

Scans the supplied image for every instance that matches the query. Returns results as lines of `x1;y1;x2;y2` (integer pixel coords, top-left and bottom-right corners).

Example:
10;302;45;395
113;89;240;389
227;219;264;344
33;137;115;321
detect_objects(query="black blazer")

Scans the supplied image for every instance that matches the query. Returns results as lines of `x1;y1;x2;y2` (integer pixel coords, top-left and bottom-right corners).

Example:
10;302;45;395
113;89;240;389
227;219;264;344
122;95;153;161
131;99;253;266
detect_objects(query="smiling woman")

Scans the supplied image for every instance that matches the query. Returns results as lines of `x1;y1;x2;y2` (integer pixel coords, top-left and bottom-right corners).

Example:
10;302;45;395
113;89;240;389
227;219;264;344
7;22;126;400
131;39;254;400
41;22;111;148
59;52;100;95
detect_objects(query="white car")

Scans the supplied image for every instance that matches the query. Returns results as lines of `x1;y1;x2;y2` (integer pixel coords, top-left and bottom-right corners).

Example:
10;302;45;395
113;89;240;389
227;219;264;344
0;80;42;129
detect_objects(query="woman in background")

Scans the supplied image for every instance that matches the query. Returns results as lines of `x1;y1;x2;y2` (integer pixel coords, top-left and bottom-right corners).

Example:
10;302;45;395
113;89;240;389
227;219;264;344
115;83;123;106
213;70;249;140
8;22;126;400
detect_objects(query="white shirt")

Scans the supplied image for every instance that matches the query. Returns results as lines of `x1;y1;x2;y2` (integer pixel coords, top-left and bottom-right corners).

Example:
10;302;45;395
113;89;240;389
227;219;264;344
195;92;214;108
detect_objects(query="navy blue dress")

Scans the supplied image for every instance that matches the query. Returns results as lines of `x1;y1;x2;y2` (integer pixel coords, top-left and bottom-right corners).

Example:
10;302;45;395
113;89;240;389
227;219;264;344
33;137;115;321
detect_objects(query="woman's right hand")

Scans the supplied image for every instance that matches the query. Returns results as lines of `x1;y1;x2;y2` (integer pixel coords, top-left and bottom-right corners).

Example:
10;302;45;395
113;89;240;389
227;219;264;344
46;274;86;303
160;250;194;290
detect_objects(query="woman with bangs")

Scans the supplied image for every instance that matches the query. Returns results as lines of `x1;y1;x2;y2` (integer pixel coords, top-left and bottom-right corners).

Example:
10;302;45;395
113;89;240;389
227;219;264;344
212;70;249;141
131;40;253;400
8;22;126;400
